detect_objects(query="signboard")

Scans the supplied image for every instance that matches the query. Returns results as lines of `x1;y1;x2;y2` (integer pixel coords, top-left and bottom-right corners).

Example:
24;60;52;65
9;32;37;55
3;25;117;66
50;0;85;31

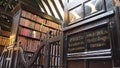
67;26;110;53
68;32;85;53
86;27;110;51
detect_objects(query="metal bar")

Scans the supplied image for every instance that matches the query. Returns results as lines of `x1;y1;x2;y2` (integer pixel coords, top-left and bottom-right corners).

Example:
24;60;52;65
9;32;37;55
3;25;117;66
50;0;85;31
49;36;62;43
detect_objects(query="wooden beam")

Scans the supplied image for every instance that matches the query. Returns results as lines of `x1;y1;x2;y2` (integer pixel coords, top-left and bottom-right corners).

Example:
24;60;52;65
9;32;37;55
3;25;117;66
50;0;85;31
36;0;47;14
51;0;63;20
49;35;62;43
59;0;64;10
43;0;55;17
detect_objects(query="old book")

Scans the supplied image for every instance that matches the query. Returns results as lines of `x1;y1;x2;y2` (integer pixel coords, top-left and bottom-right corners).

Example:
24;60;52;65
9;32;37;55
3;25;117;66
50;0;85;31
17;36;27;50
20;18;25;26
21;10;27;17
35;23;40;31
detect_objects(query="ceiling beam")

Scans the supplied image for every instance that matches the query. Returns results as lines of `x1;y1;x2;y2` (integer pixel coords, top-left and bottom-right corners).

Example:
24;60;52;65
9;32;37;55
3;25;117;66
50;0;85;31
43;0;55;17
36;0;47;14
59;0;64;10
51;0;63;20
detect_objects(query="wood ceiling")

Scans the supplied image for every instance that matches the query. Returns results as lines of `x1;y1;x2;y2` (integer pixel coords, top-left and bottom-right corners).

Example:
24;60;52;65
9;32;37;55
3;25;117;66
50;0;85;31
0;0;64;31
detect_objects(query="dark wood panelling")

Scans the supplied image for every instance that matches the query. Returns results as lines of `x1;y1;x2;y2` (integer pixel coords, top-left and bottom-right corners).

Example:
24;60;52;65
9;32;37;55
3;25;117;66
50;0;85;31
68;60;84;68
63;10;114;31
89;59;112;68
63;0;120;68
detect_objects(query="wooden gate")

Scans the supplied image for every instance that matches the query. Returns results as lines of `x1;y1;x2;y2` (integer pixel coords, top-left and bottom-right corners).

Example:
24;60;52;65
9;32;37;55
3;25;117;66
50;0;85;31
0;30;63;68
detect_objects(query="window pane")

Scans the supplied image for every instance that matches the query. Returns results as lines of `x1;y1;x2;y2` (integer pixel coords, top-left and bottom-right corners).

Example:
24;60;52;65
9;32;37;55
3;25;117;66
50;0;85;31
69;0;74;3
69;5;83;23
85;0;104;16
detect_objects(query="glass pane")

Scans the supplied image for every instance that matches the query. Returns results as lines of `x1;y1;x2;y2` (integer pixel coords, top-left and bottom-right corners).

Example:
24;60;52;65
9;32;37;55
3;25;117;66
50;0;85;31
85;0;104;16
69;5;83;23
69;0;87;3
69;0;74;3
105;0;114;10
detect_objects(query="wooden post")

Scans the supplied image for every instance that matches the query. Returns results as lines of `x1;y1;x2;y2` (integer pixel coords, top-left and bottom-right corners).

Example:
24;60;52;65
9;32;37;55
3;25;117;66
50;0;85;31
44;30;52;68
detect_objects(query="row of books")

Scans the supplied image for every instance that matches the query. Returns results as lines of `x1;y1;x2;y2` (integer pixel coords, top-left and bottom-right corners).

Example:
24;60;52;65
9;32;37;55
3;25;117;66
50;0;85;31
46;20;61;30
0;36;9;46
19;10;62;53
21;10;61;30
22;10;46;24
19;27;41;39
18;36;40;52
20;18;35;29
0;30;11;37
20;18;58;33
20;18;42;31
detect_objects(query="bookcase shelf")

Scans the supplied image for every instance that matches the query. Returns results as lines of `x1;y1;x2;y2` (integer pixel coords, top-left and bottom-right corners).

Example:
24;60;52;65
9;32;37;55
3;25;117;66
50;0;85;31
0;44;5;47
21;16;44;25
0;12;12;55
21;16;61;31
0;35;9;38
19;25;46;34
0;30;11;37
19;34;40;41
11;3;62;52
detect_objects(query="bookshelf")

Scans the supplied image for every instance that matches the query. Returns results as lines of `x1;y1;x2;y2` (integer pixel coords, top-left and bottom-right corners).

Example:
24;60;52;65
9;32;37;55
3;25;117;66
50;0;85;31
11;3;62;52
0;12;12;55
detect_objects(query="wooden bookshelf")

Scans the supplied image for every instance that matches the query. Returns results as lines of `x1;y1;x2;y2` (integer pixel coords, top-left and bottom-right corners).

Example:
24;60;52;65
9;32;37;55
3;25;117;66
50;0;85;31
11;2;62;53
0;13;12;55
0;36;10;46
0;26;10;55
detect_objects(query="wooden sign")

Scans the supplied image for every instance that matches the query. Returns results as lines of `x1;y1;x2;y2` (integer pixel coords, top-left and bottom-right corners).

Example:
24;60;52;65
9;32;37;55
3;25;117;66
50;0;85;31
86;27;110;51
68;32;85;53
67;26;110;53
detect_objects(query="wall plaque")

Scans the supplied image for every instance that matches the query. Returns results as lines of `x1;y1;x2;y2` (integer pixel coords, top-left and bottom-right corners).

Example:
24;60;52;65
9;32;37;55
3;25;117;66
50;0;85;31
68;32;85;53
86;27;110;51
67;26;110;53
